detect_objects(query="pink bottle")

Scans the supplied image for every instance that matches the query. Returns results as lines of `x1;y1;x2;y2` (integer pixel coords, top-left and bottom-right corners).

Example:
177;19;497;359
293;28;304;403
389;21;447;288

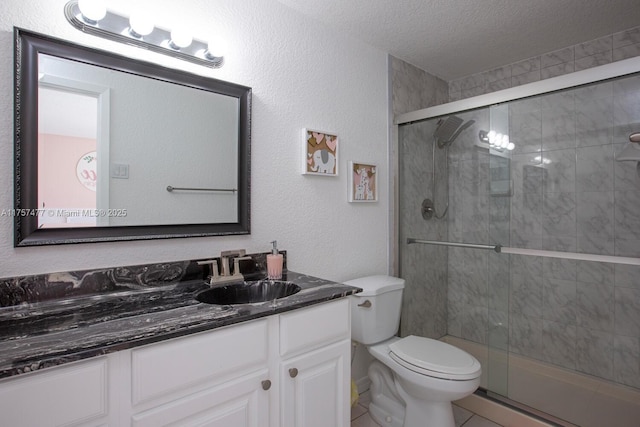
267;240;283;280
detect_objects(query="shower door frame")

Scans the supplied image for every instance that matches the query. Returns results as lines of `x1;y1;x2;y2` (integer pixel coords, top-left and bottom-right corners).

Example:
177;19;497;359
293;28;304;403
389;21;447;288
395;56;640;127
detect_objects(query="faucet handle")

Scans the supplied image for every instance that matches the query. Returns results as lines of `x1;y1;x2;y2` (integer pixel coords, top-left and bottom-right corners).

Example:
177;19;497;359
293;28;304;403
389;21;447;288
233;256;253;277
220;257;230;277
197;259;219;284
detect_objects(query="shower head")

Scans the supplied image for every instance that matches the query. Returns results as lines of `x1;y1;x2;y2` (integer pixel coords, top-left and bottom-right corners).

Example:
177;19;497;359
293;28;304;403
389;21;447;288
434;116;475;148
434;116;463;148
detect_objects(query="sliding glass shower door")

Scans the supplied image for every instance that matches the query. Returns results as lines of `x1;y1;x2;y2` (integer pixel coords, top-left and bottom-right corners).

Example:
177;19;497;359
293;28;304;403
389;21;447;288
398;70;640;425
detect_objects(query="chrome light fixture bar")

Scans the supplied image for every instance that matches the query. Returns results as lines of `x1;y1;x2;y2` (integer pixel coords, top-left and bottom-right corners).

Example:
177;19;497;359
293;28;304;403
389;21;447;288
64;0;224;68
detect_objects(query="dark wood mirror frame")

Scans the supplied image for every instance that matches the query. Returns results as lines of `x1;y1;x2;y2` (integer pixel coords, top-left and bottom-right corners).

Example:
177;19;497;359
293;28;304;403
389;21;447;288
14;28;251;246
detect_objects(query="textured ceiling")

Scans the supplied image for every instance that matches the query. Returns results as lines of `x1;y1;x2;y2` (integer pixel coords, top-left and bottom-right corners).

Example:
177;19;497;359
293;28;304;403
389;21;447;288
276;0;640;80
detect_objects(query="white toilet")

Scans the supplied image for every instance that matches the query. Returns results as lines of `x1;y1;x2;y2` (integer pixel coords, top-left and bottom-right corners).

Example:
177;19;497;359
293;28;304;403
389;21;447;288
346;275;481;427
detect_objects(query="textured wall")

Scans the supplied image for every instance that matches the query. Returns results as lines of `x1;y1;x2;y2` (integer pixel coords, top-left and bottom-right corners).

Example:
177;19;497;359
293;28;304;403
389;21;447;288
0;0;389;282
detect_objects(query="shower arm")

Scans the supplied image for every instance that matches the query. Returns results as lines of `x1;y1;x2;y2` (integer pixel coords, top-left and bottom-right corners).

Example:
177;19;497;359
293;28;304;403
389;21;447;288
430;136;450;219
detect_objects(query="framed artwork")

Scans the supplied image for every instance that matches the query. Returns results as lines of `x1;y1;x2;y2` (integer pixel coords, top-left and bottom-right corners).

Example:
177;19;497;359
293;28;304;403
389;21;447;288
348;161;377;202
302;129;338;176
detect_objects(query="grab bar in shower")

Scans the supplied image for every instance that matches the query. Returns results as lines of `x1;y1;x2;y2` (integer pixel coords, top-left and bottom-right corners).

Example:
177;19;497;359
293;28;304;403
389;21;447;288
166;186;237;193
406;238;640;266
406;238;502;252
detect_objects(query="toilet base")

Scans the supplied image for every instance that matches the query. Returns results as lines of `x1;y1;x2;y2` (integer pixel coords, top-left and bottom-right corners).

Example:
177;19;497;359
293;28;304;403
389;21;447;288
396;382;455;427
368;361;404;427
369;402;404;427
368;356;474;427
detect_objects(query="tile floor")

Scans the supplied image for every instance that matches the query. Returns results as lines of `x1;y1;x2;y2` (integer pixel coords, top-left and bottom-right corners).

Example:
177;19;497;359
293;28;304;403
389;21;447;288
350;391;502;427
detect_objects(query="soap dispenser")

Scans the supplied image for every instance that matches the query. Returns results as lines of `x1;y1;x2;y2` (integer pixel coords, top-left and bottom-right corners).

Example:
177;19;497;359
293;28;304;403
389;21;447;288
267;241;283;280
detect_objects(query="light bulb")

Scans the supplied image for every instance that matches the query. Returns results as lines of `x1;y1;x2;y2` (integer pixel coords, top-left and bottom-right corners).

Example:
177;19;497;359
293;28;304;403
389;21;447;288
170;28;192;49
78;0;107;23
129;14;154;37
507;142;515;151
205;38;225;59
500;135;510;148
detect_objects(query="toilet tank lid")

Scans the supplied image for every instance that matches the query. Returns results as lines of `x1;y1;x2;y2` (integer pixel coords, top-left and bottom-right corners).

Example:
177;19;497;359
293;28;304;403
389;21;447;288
344;275;405;296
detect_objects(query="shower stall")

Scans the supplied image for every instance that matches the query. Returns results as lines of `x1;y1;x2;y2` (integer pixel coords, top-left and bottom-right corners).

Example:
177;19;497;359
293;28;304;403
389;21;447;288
397;62;640;426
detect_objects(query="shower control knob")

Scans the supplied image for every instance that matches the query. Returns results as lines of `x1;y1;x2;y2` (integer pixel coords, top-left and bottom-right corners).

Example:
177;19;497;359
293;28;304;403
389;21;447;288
289;368;298;378
421;198;434;220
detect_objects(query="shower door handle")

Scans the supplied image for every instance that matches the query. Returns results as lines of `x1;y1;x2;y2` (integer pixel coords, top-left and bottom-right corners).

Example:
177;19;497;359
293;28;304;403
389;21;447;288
358;300;372;308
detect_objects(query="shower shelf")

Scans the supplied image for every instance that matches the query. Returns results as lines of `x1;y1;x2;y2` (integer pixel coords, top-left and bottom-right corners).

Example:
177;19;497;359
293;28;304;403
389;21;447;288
406;238;640;266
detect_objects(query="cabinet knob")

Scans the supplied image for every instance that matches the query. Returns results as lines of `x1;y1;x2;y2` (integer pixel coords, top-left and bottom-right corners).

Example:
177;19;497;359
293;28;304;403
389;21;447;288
289;368;298;378
261;379;271;390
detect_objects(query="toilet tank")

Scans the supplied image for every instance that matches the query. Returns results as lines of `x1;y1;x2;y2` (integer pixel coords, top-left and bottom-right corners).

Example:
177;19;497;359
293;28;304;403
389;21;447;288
346;275;405;345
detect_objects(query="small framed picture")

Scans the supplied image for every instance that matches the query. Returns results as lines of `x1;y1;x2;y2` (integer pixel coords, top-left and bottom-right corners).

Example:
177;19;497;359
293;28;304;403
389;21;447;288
348;161;377;202
302;128;338;176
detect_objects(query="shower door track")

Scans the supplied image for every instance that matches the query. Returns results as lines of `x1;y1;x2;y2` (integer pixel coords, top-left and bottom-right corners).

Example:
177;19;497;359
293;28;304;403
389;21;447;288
474;388;574;427
407;238;640;266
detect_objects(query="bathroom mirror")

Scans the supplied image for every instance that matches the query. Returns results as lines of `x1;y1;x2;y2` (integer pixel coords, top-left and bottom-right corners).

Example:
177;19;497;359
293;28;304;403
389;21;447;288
14;28;251;246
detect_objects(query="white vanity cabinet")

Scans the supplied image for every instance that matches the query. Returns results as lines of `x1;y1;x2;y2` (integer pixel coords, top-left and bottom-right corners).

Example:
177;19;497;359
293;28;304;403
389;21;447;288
279;298;351;427
0;298;351;427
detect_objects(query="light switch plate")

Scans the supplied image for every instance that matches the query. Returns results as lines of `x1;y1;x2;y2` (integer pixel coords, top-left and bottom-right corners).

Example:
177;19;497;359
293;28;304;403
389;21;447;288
111;163;129;179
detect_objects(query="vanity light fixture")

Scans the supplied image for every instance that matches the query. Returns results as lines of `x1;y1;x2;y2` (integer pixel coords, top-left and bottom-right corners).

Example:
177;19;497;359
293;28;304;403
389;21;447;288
64;0;224;68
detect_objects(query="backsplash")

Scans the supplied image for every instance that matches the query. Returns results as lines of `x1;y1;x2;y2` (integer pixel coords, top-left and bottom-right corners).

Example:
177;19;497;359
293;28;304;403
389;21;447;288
0;251;286;308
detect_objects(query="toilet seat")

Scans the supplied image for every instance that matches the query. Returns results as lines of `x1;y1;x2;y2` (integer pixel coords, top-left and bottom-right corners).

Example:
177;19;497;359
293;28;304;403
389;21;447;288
389;336;481;381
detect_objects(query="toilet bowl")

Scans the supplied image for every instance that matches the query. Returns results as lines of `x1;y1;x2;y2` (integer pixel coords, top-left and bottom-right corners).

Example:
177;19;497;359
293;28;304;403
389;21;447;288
346;275;481;427
368;336;481;426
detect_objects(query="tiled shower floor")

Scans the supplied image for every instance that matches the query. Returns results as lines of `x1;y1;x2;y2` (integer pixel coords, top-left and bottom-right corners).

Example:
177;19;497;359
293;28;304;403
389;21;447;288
350;391;503;427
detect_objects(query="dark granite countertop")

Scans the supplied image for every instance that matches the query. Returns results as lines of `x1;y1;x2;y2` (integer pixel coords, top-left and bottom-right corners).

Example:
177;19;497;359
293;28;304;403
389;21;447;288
0;271;361;380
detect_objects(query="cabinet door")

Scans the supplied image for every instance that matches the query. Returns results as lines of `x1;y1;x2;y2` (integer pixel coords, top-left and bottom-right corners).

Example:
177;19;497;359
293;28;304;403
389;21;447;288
0;357;109;427
280;340;350;427
131;319;269;409
131;369;270;427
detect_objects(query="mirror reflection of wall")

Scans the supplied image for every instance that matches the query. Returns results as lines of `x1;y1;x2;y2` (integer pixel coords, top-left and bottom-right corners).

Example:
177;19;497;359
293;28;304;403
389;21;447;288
38;87;98;228
38;53;240;228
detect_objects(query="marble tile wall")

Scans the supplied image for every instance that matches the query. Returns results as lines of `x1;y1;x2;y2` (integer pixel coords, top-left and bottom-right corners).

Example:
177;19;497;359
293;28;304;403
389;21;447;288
449;26;640;102
392;56;450;339
444;108;493;346
398;121;449;339
390;56;449;115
